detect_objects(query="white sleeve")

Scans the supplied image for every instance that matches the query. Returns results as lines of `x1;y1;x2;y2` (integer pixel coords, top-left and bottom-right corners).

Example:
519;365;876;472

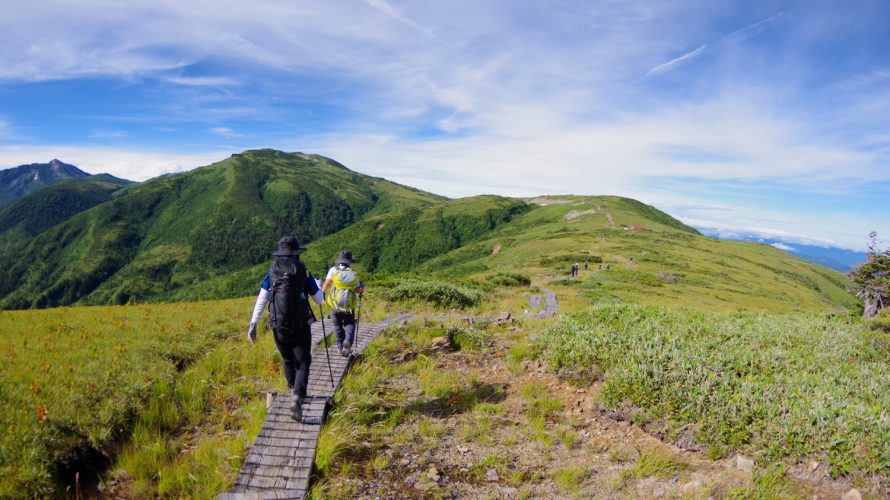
325;266;337;280
310;289;324;304
249;288;270;324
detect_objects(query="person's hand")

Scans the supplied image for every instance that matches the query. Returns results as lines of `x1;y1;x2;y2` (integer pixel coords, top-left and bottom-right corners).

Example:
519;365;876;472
247;322;258;344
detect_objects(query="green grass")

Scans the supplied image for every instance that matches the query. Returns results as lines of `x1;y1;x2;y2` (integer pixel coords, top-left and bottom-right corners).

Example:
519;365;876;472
552;465;588;492
0;297;266;497
532;303;890;478
615;447;687;488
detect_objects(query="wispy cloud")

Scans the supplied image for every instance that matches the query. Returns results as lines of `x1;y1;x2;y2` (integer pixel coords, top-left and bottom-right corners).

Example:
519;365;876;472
90;130;128;139
679;216;850;249
364;0;435;37
643;45;707;78
772;242;796;252
164;76;239;87
0;119;16;140
722;11;791;45
0;145;229;181
837;69;890;90
210;127;244;138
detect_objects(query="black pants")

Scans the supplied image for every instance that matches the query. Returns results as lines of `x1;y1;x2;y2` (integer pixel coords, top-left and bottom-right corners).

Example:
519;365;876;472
272;329;312;398
332;311;356;349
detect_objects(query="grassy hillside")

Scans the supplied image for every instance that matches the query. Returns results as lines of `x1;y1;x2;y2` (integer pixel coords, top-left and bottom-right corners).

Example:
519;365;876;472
0;176;132;251
417;195;857;313
301;195;531;273
0;193;877;497
0;150;444;309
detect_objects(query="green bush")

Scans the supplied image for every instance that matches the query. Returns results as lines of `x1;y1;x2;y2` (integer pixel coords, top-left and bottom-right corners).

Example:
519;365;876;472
489;272;531;287
532;304;890;477
380;279;482;308
539;254;602;266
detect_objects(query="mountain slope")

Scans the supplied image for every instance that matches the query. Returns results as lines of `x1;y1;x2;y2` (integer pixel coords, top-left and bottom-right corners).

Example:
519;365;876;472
0;176;133;250
0;159;94;208
0;149;444;309
415;195;857;313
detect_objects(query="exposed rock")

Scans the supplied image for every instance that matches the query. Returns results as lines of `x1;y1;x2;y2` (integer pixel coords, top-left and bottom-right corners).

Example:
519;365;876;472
592;437;610;453
431;336;449;349
457;446;469;454
841;488;862;500
501;486;518;497
427;467;440;482
735;454;755;473
653;485;666;497
612;444;639;462
485;469;499;482
682;480;703;495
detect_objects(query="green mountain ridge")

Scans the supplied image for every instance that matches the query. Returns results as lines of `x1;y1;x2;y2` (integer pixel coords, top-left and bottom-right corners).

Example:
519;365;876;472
0;176;133;250
0;150;445;309
0;150;858;314
0;159;95;208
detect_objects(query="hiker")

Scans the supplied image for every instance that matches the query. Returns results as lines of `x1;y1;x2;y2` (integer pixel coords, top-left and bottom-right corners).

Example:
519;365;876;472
584;260;588;270
246;235;324;422
322;250;364;358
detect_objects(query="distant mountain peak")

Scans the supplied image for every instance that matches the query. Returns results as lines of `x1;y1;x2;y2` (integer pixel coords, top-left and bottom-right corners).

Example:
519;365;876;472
0;159;92;209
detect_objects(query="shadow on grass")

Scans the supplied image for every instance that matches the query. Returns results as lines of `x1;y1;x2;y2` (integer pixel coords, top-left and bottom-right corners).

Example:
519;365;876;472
407;382;508;418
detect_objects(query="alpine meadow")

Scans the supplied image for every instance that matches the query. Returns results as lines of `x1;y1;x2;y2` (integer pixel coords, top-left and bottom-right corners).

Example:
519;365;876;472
1;150;887;498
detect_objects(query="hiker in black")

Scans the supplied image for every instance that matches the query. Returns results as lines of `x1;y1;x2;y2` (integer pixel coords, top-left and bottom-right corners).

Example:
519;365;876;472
246;236;324;422
322;250;364;358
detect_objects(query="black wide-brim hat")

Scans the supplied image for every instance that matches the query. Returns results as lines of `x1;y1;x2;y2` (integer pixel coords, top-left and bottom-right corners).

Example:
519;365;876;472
335;249;354;264
272;235;306;256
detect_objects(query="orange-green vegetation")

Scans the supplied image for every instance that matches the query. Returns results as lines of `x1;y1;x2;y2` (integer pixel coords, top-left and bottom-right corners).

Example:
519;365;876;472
0;298;263;497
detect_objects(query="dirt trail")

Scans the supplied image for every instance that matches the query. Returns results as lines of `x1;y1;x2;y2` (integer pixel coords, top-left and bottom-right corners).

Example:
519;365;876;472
337;322;859;499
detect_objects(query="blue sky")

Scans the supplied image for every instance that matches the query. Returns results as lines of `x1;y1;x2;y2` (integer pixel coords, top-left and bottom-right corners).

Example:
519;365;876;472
1;1;888;251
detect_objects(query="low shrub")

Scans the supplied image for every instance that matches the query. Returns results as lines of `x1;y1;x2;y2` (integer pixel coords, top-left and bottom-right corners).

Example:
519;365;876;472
489;272;532;287
532;304;890;478
380;279;482;308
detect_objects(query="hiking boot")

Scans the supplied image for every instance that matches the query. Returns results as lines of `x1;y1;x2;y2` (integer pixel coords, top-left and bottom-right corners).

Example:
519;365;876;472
342;341;352;357
290;396;304;422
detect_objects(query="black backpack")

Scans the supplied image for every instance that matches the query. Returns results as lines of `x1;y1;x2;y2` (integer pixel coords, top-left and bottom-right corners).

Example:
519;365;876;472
268;257;312;337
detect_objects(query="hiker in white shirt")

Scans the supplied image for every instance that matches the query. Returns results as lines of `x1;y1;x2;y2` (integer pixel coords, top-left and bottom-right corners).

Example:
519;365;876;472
322;250;364;357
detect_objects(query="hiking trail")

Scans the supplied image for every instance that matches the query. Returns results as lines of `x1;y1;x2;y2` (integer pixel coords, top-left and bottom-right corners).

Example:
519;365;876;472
220;313;413;499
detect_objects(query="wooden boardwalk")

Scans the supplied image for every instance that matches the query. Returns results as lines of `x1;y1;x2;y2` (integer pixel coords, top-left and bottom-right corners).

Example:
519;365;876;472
220;313;413;500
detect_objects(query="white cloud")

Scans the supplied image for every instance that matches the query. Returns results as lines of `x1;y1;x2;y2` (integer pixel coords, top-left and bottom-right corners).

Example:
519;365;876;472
364;0;435;37
771;242;796;252
165;76;240;87
722;11;790;45
0;145;230;181
678;216;852;249
0;119;16;140
89;130;128;139
643;45;708;78
210;127;244;138
837;69;890;90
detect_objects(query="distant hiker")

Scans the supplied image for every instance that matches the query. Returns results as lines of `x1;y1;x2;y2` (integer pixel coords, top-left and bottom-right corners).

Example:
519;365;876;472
246;236;324;422
598;263;602;270
584;260;588;270
606;263;611;270
323;250;364;358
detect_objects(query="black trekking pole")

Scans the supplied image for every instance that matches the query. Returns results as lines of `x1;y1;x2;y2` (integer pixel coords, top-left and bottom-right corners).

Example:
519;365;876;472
318;302;335;388
353;294;362;353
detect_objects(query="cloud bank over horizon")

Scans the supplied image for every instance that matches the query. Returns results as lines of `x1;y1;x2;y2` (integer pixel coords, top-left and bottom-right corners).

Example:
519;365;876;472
0;0;887;250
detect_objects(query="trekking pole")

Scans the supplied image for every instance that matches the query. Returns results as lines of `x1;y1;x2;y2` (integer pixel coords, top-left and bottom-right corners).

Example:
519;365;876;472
354;294;362;352
318;302;335;388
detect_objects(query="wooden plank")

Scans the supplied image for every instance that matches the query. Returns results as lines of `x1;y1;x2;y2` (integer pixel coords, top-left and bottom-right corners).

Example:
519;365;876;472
222;316;409;499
